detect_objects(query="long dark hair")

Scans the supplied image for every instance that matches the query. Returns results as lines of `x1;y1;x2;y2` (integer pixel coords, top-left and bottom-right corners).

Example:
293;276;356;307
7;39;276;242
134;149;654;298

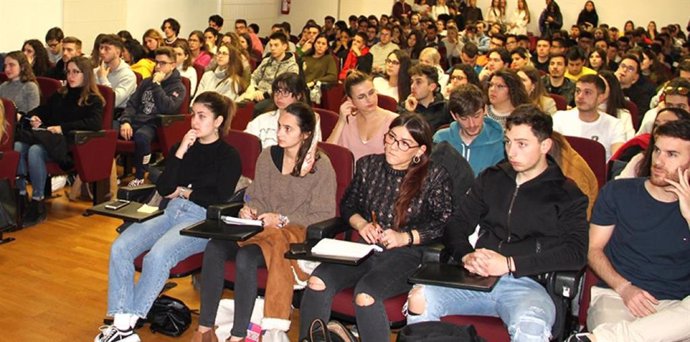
271;72;311;110
193;91;235;137
389;113;433;230
306;33;331;57
598;71;626;118
283;102;318;177
637;108;690;177
23;39;50;77
386;50;412;101
448;64;481;87
60;56;104;107
489;69;530;108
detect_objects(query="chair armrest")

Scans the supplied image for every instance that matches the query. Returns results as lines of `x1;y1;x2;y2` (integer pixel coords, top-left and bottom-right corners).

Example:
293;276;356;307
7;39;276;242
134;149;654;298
549;269;585;299
420;243;447;264
117;184;157;201
66;130;106;144
154;114;187;127
206;202;243;220
306;217;349;241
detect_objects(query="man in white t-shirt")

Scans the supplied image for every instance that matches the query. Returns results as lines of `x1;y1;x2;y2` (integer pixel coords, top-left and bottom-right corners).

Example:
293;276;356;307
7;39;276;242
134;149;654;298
553;74;625;160
369;26;399;73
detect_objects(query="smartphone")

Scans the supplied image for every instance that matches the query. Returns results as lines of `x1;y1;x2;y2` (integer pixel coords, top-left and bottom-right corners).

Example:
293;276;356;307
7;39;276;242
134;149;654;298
289;243;308;255
105;199;131;210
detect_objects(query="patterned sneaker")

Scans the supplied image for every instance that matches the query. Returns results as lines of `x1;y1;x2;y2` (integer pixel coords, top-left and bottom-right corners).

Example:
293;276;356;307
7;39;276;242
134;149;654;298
94;325;140;342
565;333;593;342
127;178;145;187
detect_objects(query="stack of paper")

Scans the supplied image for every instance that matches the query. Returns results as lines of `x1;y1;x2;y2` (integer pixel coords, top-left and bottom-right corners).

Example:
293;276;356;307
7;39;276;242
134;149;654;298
311;238;383;259
220;216;263;227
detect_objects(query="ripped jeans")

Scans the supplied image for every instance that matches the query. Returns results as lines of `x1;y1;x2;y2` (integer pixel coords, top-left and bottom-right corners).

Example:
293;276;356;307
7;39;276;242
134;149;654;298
407;274;554;342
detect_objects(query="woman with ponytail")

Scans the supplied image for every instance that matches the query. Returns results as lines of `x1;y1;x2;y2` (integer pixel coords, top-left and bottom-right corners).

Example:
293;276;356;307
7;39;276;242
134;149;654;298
299;113;454;342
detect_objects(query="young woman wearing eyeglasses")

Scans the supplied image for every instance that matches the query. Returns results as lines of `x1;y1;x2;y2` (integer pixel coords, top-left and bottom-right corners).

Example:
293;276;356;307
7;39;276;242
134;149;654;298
373;50;411;102
327;70;398;161
194;44;248;102
300;113;453;342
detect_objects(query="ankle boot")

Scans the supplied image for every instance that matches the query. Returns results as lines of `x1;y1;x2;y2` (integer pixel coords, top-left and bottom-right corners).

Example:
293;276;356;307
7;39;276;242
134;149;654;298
191;328;219;342
22;199;46;228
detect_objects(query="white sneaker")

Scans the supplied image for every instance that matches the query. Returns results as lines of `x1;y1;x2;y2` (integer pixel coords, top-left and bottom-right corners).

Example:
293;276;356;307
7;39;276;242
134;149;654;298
51;175;68;192
94;325;141;342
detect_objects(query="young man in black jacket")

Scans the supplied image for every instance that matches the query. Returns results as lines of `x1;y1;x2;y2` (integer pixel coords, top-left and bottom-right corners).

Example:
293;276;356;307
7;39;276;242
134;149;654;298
407;104;588;341
118;47;186;186
401;63;451;131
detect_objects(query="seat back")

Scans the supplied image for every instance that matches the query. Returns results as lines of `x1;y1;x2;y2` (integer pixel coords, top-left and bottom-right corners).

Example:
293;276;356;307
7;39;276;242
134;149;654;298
317;142;354;217
578;268;600;328
313;107;339;140
224;129;262;180
550;93;567;111
321;83;345;113
192;63;205;92
565;135;607;189
624;99;640;130
178;77;191;114
0;72;7;83
133;71;143;86
231;101;255;131
0;98;17;152
36;76;62;105
378;94;398;112
96;85;115;130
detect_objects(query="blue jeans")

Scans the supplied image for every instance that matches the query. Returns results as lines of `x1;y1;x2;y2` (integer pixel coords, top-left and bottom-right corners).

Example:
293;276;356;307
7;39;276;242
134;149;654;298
14;141;49;199
407;275;555;342
107;198;208;318
130;124;156;179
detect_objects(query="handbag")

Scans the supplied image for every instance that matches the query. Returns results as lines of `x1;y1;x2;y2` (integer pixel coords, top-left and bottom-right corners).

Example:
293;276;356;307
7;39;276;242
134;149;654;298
301;318;357;342
0;179;18;231
214;297;264;342
146;295;192;337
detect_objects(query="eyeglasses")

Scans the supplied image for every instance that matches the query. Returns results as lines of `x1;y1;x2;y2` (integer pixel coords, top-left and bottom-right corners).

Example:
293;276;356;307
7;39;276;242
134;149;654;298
155;60;174;66
384;131;419;151
450;75;466;81
488;82;507;90
663;86;690;96
618;63;636;73
274;89;294;98
385;59;400;65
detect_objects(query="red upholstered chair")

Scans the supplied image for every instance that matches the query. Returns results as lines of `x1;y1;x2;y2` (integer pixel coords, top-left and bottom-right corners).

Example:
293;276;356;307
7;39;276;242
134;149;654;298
378;94;399;112
0;72;7;83
313;108;339;140
624;99;640;131
565;136;607;189
36;77;62;105
231;101;255;131
192;63;205;93
321;83;345;113
0;98;20;188
550;93;568;111
577;268;600;329
222;142;355;294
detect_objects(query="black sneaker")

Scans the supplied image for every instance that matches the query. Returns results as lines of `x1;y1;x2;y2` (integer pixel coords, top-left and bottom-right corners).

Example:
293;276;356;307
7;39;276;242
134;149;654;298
565;333;593;342
94;325;140;342
22;199;46;228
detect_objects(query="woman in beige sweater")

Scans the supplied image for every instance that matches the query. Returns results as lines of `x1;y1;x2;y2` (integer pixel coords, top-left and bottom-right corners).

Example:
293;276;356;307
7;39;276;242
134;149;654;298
193;102;336;342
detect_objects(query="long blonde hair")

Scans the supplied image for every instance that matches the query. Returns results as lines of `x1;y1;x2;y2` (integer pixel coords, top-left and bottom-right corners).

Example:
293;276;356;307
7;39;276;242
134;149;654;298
0;100;7;144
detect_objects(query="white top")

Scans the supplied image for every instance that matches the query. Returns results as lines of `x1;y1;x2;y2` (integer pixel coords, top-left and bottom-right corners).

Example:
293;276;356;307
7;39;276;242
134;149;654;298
598;104;635;140
553;108;626;160
177;66;198;98
508;10;529;35
373;77;399;102
245;109;323;148
637;107;658;135
431;5;450;20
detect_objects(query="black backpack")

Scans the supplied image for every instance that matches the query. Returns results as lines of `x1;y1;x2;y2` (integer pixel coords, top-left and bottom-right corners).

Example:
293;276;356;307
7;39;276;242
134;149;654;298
146;295;192;337
396;322;486;342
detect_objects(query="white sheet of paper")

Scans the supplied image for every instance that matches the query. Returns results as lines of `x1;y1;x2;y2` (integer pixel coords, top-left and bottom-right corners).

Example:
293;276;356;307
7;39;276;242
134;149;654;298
220;216;264;227
311;238;383;259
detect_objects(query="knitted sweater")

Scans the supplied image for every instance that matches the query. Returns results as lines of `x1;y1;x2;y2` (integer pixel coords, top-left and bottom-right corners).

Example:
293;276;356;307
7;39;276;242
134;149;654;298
302;54;338;85
245;146;336;227
340;154;453;244
0;80;40;113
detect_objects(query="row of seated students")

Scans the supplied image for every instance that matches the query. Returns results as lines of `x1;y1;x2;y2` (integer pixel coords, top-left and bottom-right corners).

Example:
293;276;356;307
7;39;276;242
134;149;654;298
1;12;689;342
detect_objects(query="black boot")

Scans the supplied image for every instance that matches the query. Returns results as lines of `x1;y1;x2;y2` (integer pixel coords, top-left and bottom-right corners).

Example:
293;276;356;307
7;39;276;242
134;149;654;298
22;199;47;228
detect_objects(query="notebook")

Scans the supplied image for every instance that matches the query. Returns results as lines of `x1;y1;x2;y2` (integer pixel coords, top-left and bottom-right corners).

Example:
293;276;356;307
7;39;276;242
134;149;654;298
310;238;383;260
409;263;499;292
180;220;263;241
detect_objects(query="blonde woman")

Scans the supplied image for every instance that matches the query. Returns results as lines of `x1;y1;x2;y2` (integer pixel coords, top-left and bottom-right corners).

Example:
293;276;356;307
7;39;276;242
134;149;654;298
508;0;530;35
195;44;248;101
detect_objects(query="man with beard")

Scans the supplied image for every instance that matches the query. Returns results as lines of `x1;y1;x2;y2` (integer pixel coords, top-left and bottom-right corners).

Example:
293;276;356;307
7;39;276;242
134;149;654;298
567;119;690;342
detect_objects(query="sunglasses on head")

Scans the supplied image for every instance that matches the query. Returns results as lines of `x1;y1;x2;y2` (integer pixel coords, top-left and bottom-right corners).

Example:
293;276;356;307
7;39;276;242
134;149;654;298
664;86;690;96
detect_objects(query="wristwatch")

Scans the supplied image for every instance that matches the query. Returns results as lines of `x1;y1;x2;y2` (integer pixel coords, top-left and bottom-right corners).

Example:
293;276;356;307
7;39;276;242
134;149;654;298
278;214;290;228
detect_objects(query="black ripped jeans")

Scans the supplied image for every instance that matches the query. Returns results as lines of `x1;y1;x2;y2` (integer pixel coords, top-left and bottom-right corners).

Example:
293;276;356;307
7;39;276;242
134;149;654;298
299;246;422;342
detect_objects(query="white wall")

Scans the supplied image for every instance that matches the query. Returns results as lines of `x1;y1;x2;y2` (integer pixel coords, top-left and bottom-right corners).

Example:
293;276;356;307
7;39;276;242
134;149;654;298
0;0;63;52
1;0;688;55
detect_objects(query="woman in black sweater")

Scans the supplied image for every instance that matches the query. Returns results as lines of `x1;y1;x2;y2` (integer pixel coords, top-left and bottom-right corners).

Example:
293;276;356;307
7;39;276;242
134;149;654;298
299;113;454;342
95;92;242;342
15;56;104;227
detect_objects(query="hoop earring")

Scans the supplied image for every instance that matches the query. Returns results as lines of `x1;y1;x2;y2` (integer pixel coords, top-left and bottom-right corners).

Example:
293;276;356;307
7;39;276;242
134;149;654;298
412;155;421;164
